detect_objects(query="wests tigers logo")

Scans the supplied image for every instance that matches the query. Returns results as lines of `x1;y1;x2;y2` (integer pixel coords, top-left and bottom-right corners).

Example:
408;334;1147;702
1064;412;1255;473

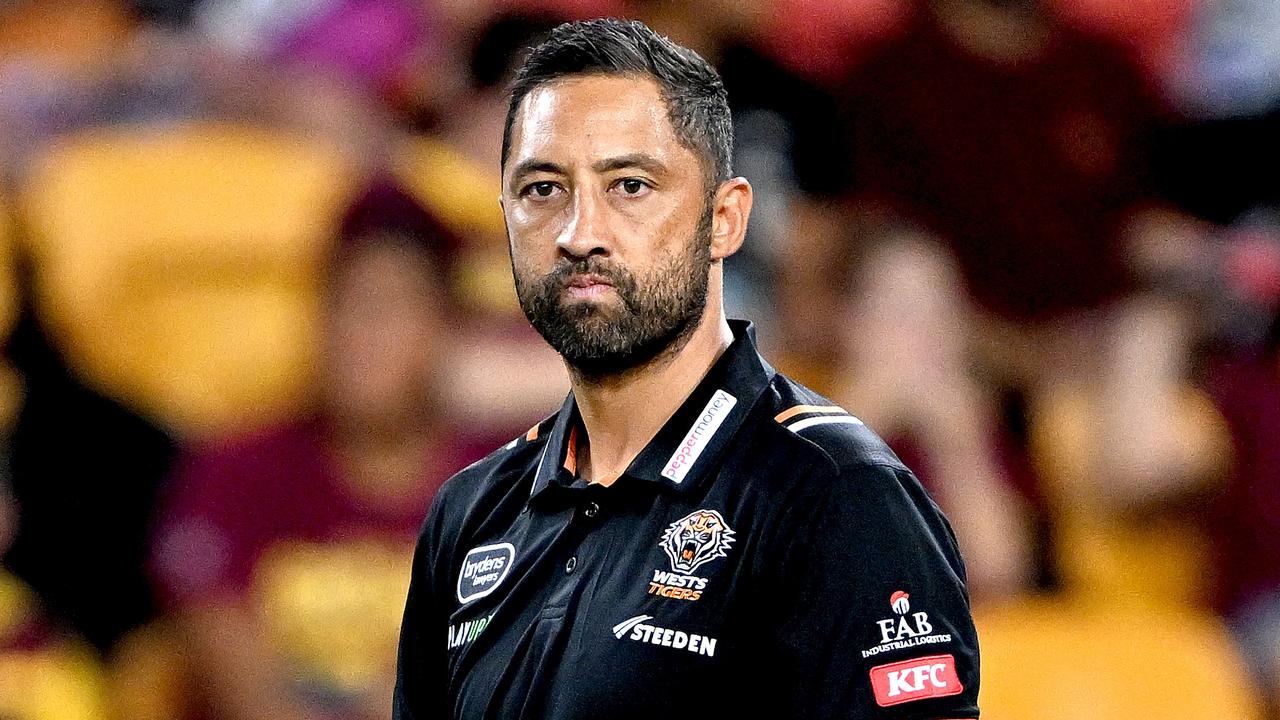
660;509;736;574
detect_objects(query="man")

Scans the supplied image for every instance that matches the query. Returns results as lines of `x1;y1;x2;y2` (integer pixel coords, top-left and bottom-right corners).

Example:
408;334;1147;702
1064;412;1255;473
394;18;980;719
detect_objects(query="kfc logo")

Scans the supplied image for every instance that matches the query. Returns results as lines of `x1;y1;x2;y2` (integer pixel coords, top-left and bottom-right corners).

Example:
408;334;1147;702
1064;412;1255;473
869;654;963;707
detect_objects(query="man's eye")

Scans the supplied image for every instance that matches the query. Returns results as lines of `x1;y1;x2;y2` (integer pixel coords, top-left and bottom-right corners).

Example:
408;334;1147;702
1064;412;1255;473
525;182;559;198
617;178;648;195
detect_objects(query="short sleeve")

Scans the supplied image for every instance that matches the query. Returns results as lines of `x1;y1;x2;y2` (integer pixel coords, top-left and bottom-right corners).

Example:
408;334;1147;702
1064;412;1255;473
393;488;452;720
765;462;980;719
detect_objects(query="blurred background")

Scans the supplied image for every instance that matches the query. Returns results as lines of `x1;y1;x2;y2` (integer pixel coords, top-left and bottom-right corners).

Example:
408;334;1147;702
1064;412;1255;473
0;0;1276;717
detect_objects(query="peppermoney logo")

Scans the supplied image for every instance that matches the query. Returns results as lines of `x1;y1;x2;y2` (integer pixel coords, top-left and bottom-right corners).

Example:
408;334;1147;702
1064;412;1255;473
862;590;952;659
662;390;737;483
456;542;515;604
447;612;495;650
611;615;718;657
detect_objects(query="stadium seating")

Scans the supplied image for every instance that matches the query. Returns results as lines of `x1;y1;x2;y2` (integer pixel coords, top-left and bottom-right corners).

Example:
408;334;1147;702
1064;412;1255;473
0;197;20;429
21;123;356;437
393;134;516;315
977;596;1262;718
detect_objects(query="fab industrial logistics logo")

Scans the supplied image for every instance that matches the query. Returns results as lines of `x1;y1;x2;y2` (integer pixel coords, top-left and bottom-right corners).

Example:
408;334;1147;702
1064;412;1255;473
863;591;963;707
646;508;736;602
861;590;953;659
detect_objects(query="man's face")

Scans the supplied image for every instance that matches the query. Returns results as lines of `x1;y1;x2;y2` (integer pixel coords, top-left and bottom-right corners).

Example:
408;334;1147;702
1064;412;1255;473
502;75;714;376
323;239;446;424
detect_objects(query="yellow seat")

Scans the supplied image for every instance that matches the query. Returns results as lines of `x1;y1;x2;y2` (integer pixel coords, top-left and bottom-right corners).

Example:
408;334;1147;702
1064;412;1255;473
0;197;21;430
393;134;517;315
21;123;356;437
0;570;109;720
976;597;1262;719
1030;384;1232;608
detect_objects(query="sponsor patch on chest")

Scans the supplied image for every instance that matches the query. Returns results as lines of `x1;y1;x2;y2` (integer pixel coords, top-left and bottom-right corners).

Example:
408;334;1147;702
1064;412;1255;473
645;509;736;602
456;543;515;604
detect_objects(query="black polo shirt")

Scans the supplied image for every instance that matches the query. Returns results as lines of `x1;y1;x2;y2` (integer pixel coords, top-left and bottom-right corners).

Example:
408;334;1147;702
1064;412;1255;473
394;321;980;719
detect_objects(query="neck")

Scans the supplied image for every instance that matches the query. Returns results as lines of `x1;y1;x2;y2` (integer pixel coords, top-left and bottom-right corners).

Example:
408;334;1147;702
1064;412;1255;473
570;285;733;486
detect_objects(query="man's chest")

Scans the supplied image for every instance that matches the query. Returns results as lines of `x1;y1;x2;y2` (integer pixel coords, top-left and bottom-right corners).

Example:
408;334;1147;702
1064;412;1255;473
441;490;768;719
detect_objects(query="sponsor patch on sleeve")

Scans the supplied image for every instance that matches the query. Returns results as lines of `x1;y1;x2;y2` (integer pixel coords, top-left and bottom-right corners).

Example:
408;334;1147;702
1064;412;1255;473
869;654;963;707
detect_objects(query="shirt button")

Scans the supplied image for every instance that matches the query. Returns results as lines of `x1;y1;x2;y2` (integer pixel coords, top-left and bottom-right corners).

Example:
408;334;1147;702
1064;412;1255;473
565;556;577;574
584;502;600;518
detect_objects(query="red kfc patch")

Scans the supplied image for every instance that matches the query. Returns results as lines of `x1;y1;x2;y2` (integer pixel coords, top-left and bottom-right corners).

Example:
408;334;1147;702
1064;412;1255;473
869;654;963;707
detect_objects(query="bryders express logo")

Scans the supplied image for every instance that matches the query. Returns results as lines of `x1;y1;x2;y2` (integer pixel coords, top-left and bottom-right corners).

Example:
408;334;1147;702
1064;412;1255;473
456;542;515;604
648;509;736;602
861;590;953;659
612;615;718;657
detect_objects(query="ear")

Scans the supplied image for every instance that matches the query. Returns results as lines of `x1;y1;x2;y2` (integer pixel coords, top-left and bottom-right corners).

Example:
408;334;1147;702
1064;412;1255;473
709;177;752;262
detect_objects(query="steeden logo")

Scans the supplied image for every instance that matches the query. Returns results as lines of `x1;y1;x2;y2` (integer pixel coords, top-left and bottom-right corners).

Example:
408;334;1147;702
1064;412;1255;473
662;389;737;483
611;614;718;657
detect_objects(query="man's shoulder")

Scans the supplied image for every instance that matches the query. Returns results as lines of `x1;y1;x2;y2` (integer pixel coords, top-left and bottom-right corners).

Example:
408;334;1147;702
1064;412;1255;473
432;415;556;515
749;372;907;477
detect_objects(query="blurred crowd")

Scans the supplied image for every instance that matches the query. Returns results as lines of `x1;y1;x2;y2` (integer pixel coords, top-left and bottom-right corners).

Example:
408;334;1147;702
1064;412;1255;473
0;0;1277;718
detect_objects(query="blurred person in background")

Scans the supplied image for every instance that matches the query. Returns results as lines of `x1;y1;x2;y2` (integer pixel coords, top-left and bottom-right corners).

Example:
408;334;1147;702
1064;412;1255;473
1160;1;1280;708
2;280;177;659
1205;301;1280;712
150;181;499;720
785;0;1224;600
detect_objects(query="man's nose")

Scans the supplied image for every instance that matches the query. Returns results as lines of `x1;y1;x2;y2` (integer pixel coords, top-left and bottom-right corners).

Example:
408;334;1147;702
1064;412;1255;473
556;188;612;258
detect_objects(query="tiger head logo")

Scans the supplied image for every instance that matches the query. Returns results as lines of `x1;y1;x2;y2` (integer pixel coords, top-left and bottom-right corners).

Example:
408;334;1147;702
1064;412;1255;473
660;509;736;575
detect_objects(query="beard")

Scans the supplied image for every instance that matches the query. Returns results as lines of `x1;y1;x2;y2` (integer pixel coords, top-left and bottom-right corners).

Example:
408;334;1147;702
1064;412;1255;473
514;204;713;378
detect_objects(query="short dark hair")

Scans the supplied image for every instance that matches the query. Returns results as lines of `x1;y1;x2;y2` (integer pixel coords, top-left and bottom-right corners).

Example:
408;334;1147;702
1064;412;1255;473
501;18;733;188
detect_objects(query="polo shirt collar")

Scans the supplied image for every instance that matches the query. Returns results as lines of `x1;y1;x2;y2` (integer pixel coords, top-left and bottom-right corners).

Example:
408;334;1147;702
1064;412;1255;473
530;319;775;499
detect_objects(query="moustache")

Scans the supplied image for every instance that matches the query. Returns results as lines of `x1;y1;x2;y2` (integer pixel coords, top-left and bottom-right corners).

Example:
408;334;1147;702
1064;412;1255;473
544;257;633;291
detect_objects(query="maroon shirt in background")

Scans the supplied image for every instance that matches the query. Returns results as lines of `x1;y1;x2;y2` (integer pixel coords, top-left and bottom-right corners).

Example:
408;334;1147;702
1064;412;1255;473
151;416;497;608
840;10;1161;321
1205;355;1280;616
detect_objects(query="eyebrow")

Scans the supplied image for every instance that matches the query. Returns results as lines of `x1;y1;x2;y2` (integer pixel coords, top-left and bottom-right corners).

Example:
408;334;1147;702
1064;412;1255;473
509;159;566;185
591;153;668;176
507;153;670;188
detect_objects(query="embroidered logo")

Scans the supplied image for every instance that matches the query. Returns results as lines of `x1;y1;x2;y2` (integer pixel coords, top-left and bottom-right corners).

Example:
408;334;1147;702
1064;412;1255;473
869;654;963;706
456;543;515;604
612;614;718;657
660;509;735;574
862;590;953;659
662;390;737;483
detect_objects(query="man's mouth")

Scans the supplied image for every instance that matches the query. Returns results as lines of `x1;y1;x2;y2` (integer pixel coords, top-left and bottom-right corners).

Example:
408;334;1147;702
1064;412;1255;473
563;273;615;300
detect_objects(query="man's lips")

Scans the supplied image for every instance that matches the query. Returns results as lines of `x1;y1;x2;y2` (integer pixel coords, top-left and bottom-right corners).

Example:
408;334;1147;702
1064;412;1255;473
562;273;615;299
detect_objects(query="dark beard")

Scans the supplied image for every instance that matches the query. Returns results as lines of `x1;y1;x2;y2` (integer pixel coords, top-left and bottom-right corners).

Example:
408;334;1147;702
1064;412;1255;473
514;205;713;378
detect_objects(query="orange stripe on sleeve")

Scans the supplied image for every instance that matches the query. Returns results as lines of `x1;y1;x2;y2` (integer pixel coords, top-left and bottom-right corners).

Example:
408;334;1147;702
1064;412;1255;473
774;404;849;424
526;425;540;442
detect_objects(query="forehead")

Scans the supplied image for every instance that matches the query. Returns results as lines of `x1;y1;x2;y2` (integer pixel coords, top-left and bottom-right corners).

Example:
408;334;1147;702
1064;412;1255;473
506;74;693;171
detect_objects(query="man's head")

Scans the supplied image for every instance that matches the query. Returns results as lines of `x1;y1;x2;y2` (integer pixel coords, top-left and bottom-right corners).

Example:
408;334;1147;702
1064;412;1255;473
500;19;751;378
502;18;734;192
323;181;458;431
